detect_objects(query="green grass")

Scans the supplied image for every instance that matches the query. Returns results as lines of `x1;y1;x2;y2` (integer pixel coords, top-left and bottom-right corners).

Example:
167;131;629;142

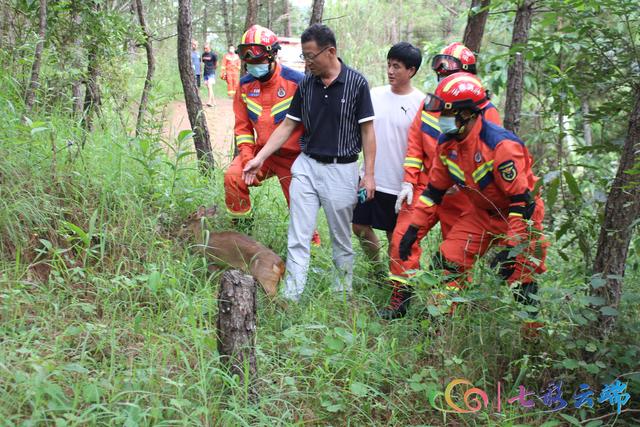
0;60;638;426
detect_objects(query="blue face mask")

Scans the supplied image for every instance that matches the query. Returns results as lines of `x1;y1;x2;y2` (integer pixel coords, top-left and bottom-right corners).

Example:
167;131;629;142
246;63;270;78
439;116;459;134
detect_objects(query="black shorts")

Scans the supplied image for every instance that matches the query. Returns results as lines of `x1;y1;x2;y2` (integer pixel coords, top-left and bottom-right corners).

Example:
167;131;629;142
352;190;398;232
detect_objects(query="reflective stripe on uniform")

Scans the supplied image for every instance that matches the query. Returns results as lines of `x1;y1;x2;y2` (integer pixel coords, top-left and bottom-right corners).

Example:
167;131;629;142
419;194;435;207
440;155;465;184
403;156;423;169
472;160;494;183
235;134;255;145
389;274;410;284
226;205;253;217
421;111;441;132
242;95;263;117
271;96;293;117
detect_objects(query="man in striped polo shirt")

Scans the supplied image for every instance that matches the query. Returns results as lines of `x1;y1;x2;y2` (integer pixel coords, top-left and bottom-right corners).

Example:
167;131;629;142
243;24;376;301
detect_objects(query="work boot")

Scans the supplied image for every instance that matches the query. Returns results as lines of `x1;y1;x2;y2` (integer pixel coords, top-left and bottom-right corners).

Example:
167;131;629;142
311;230;321;246
379;283;413;319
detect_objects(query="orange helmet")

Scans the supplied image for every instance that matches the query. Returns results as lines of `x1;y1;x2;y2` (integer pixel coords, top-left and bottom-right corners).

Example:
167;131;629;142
431;42;477;77
424;73;488;113
238;25;280;63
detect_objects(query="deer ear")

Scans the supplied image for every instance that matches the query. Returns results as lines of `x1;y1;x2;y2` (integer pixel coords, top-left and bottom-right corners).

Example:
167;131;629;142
205;205;217;217
196;205;206;218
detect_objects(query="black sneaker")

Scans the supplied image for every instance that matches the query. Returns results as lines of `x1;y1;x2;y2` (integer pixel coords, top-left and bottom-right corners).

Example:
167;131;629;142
379;285;413;319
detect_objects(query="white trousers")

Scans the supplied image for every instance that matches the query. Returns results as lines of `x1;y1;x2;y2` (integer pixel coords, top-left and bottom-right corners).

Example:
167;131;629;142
284;153;359;300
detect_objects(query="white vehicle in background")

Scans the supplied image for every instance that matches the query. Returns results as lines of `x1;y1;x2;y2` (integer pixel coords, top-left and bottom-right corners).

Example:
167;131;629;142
278;37;305;73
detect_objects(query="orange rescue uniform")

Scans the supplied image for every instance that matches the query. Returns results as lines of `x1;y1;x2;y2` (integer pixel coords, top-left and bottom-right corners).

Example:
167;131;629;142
224;63;304;216
221;52;241;96
388;100;501;284
409;118;547;285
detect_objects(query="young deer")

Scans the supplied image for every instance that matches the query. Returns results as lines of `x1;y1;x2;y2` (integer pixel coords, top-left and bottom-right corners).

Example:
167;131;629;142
181;206;285;297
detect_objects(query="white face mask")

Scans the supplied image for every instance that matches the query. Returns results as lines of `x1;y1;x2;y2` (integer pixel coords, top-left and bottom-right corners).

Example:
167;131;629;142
246;63;270;78
438;116;459;134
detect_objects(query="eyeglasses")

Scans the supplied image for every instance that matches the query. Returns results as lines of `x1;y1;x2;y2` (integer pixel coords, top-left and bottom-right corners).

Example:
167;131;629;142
299;46;330;62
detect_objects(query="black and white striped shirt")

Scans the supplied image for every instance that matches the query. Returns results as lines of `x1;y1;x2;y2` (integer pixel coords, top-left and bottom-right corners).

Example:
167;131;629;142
287;59;375;157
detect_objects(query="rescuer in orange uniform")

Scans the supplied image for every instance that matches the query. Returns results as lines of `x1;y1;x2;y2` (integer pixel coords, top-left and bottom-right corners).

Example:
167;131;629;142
220;45;241;97
397;74;547;330
224;25;320;244
381;43;501;319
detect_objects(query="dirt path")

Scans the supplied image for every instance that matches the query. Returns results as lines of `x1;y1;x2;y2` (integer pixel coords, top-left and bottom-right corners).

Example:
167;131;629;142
162;97;236;167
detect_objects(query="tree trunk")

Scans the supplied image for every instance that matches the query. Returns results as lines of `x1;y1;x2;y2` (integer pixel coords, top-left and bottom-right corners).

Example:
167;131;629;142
309;0;325;25
245;0;257;30
221;0;232;48
70;0;84;117
135;0;155;137
81;0;102;132
282;0;291;37
217;270;258;400
591;85;640;338
24;0;47;112
177;0;214;171
581;97;593;146
390;15;398;44
462;0;490;54
502;0;535;134
202;0;207;43
81;45;101;131
266;0;273;29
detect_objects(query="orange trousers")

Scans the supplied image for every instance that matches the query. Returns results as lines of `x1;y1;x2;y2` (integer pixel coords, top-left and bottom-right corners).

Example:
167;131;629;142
389;187;471;283
440;199;548;285
224;152;296;216
226;72;239;96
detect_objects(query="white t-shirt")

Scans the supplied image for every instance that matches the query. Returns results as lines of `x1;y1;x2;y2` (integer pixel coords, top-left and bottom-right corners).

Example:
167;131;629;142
367;85;425;195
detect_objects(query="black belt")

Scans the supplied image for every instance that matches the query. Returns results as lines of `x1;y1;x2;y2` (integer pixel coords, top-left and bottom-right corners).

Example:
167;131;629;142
306;153;358;164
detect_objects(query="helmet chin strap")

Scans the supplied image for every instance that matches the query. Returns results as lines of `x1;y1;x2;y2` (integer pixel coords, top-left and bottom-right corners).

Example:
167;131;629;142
454;111;476;136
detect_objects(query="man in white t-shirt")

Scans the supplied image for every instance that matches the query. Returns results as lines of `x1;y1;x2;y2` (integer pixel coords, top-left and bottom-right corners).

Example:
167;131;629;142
352;42;424;275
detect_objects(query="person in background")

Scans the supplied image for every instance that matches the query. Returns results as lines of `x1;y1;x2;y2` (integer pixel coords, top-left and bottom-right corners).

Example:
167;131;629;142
201;43;218;107
352;42;424;280
221;45;241;97
191;39;201;88
243;24;376;302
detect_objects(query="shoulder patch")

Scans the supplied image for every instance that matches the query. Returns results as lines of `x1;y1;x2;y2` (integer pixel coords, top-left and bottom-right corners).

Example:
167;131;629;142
479;119;524;150
498;160;517;182
280;65;304;83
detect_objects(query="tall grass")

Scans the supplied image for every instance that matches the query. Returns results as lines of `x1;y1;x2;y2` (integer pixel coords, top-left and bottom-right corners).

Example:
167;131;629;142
0;54;638;426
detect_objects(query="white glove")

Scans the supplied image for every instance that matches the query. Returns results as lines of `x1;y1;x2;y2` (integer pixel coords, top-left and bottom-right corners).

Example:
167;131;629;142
395;182;414;213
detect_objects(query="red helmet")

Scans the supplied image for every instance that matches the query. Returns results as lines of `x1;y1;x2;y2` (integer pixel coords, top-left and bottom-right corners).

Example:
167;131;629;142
424;73;488;113
238;25;280;63
431;42;477;77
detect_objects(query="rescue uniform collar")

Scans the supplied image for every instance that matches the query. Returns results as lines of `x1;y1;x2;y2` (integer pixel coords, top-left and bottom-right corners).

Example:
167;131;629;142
259;62;282;86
